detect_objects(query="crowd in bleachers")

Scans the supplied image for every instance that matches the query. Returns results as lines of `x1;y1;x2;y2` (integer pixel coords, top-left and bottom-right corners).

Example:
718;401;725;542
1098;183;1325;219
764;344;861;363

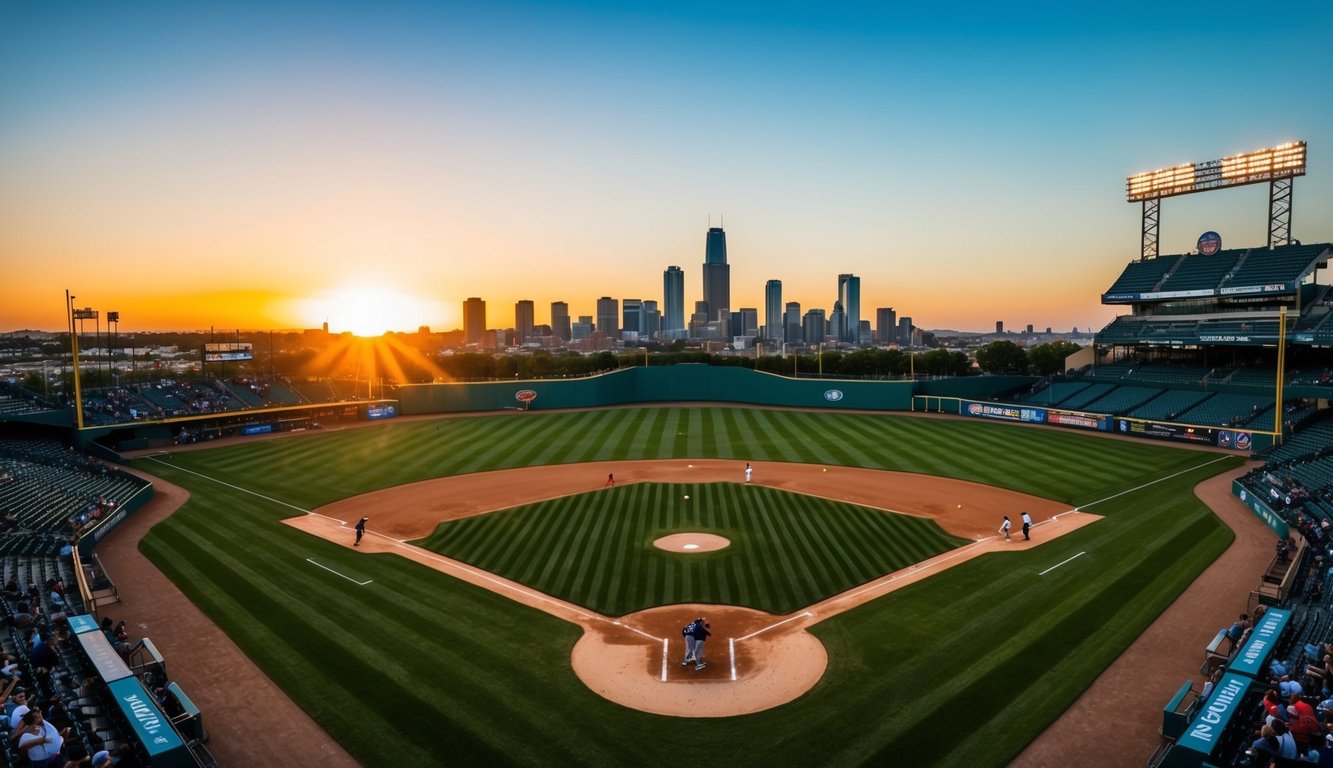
0;442;150;557
77;376;311;426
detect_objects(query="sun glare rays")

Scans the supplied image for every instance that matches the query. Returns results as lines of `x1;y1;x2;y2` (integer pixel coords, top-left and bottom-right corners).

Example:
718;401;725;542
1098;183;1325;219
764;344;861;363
298;284;442;337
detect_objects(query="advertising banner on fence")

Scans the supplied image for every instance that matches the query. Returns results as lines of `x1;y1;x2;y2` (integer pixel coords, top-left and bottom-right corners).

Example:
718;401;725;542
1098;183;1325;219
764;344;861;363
1176;672;1253;756
1115;418;1216;444
1232;481;1290;537
961;401;1109;431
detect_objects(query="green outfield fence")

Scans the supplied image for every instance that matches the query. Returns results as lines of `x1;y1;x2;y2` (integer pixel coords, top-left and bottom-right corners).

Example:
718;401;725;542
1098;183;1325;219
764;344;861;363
398;366;1035;414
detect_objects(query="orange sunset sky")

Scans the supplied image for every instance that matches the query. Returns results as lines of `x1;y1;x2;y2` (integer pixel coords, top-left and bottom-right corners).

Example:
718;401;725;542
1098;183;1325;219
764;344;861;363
2;2;1330;336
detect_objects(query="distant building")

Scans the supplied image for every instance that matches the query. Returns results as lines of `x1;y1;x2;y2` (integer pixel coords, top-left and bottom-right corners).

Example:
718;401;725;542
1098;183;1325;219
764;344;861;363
701;227;730;321
642;300;661;340
876;307;897;344
463;297;486;345
515;300;534;344
1026;324;1034;335
572;315;595;341
551;301;570;341
737;307;758;338
622;299;643;339
829;301;846;344
996;321;1004;334
899;317;913;347
857;320;871;345
837;274;860;343
784;302;802;345
764;280;782;341
596;297;619;341
802;309;826;345
663;266;685;338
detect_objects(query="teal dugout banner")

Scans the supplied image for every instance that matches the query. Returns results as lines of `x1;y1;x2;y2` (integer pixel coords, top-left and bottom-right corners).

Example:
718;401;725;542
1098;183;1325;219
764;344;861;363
107;677;192;766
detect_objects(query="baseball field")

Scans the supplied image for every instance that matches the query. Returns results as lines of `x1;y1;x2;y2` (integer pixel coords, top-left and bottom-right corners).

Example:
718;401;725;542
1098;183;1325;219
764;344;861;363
130;406;1242;766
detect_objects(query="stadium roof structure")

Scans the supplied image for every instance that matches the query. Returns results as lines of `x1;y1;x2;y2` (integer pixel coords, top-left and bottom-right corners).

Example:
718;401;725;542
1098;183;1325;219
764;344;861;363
1102;243;1329;304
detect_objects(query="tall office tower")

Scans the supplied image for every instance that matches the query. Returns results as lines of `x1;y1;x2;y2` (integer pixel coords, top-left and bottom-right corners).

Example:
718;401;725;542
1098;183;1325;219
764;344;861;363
738;308;758;337
572;315;595;341
857;320;871;345
663;266;685;337
718;309;734;337
996;321;1004;334
551;302;570;341
643;300;661;339
876;307;897;344
515;300;534;344
829;301;846;343
899;317;913;346
463;297;486;344
802;309;826;345
622;299;643;339
784;302;801;344
596;297;619;340
701;227;730;321
837;274;861;343
764;280;782;341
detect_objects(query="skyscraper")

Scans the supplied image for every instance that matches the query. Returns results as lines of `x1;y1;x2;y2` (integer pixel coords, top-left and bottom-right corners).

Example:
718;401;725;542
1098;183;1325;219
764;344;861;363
701;226;730;321
737;308;758;338
572;315;594;340
643;300;660;339
802;309;826;345
551;301;570;341
622;299;643;339
764;280;782;341
899;317;913;347
463;297;486;345
876;307;897;344
829;301;846;343
596;297;619;340
515;300;534;344
663;266;685;338
784;302;801;345
837;274;860;344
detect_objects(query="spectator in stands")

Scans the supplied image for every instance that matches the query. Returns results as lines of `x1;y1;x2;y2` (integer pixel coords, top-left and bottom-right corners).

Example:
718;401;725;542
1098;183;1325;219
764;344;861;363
1290;694;1323;751
90;749;111;768
1307;655;1333;690
1266;689;1289;724
18;707;67;768
1281;675;1306;699
29;637;58;675
60;744;90;767
8;689;32;732
1251;722;1297;764
1226;613;1252;647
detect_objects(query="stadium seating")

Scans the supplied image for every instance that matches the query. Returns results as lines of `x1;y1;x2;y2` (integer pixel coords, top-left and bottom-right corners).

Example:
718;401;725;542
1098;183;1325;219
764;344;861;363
1155;250;1245;293
1018;381;1094;406
1103;256;1180;295
1176;393;1274;427
1129;362;1212;386
1222;244;1329;290
1080;385;1165;414
1125;389;1211;421
1058;382;1117;410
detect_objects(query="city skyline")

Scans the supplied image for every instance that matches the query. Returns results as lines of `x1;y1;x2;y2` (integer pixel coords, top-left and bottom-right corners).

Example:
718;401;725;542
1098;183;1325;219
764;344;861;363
3;2;1331;335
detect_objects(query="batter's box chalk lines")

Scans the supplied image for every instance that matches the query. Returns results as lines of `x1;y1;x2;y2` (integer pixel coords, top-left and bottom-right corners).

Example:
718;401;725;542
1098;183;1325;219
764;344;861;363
305;558;373;586
735;611;813;642
1038;551;1087;576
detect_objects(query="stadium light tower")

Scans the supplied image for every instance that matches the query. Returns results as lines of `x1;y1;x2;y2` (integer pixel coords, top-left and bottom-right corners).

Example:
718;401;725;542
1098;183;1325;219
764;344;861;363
1126;141;1307;259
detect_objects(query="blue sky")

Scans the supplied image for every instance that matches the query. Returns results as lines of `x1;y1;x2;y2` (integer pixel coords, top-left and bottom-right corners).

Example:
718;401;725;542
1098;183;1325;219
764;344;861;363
2;0;1330;333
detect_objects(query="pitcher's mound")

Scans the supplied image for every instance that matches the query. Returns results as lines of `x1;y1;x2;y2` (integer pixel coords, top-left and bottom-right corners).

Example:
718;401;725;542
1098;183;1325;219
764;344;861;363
570;604;826;717
653;533;730;552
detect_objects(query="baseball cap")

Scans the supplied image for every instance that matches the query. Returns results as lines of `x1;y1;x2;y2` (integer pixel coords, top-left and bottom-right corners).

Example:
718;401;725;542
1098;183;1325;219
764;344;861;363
92;750;111;766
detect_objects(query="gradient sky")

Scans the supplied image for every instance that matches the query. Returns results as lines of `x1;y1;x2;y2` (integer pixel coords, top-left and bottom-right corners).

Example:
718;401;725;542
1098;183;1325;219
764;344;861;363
3;1;1331;336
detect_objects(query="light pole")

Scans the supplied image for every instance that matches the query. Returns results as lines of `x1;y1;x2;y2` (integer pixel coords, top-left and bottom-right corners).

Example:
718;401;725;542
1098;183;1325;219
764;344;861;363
818;342;823;376
107;311;119;388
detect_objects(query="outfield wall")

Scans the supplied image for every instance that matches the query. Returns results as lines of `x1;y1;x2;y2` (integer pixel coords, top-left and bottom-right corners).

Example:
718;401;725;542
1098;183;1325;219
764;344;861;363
399;367;1033;414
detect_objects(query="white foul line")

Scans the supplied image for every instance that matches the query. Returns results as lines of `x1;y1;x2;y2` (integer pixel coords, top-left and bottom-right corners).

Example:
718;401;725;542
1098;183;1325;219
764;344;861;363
1075;455;1233;511
1039;551;1086;576
735;611;813;642
661;639;668;682
145;457;310;513
729;638;737;681
306;558;373;586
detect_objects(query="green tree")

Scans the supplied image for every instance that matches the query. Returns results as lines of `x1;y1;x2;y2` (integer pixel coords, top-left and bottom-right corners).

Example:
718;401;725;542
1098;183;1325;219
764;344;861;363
917;349;971;376
975;340;1028;374
1026;341;1083;376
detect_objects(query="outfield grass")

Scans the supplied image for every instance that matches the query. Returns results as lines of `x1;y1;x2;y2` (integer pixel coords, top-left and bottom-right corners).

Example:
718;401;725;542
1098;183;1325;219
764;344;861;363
415;482;969;615
135;407;1240;767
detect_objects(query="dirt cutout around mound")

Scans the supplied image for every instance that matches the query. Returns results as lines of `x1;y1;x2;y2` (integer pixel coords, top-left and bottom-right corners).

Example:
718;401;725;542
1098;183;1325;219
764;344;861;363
653;533;730;552
291;459;1092;716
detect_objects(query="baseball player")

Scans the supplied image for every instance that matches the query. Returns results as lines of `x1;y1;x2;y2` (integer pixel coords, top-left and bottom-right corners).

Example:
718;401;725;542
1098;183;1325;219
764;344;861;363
1021;511;1033;541
681;619;698;666
999;516;1011;541
354;517;368;546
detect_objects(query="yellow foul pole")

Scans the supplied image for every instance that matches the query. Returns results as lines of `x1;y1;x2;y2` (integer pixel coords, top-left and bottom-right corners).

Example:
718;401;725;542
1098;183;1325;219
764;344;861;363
1273;306;1287;439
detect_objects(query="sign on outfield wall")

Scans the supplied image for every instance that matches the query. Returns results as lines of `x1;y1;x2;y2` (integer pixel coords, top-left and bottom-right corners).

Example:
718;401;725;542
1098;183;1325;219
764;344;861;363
961;401;1109;431
1232;481;1290;538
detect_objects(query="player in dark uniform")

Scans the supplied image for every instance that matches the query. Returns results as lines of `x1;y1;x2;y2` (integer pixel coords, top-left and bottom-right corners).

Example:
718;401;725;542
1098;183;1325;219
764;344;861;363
355;517;368;546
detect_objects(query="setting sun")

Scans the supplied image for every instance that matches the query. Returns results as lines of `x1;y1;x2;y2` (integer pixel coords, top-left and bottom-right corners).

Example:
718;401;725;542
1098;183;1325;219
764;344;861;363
298;284;441;336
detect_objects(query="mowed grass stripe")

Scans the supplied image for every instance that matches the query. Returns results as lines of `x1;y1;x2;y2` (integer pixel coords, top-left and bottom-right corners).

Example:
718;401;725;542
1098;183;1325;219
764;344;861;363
416;482;966;615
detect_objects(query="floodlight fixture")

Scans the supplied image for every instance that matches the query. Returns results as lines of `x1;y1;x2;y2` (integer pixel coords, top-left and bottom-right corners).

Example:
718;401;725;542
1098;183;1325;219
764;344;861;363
1127;141;1306;202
